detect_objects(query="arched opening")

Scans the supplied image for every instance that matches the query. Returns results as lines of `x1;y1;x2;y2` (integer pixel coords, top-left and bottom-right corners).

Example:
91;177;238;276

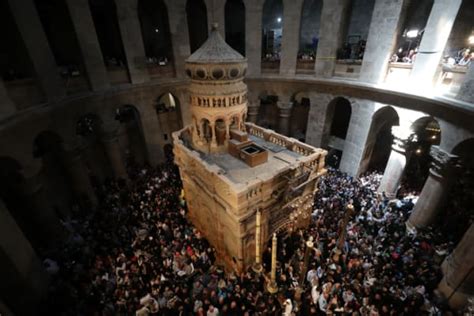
336;0;375;77
186;0;208;53
290;96;310;141
261;0;283;73
391;0;434;64
33;131;74;218
138;0;175;78
34;0;88;93
321;97;352;168
359;106;400;175
115;105;148;166
89;0;128;85
401;116;441;193
257;95;279;130
296;0;322;74
0;1;44;107
201;118;211;142
76;113;111;183
225;0;245;56
437;138;474;244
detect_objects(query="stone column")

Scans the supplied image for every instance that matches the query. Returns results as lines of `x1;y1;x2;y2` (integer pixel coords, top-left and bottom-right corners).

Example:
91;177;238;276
377;126;410;196
314;0;350;78
62;144;98;206
66;0;110;91
165;0;191;78
280;0;304;76
410;0;462;87
437;224;474;309
0;78;15;120
101;129;128;180
407;146;458;229
205;0;225;35
359;0;406;84
8;0;66;100
116;0;150;84
277;101;293;136
244;0;264;76
0;199;48;315
210;122;217;147
457;63;474;104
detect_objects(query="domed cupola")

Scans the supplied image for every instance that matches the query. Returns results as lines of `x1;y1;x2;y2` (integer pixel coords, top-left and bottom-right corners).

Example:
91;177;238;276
186;23;249;154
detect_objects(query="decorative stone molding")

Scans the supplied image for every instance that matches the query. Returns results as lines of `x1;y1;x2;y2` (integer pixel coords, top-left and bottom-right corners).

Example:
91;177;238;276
391;126;412;154
429;146;460;179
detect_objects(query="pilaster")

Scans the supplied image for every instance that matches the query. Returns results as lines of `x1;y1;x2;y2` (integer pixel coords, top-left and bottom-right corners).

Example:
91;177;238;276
457;63;474;104
437;224;474;309
165;0;191;78
66;0;110;91
244;0;264;76
116;0;150;84
314;0;350;78
280;0;304;76
410;0;462;87
8;0;66;100
407;146;459;229
359;0;406;84
277;101;293;136
377;126;411;196
100;124;128;180
0;199;48;315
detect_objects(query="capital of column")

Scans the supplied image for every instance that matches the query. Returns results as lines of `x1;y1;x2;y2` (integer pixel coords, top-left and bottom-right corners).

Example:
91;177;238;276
429;146;459;179
277;101;294;118
391;126;412;154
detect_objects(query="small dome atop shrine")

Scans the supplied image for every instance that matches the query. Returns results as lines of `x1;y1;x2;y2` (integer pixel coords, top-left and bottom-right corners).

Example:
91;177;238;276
186;23;245;64
185;23;247;81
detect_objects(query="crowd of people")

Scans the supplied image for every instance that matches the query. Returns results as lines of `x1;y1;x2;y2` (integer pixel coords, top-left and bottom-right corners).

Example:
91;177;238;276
42;161;457;315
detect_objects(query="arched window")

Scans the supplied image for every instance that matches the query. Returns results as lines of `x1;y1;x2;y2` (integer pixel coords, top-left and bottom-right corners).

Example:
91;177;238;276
225;0;245;55
186;0;208;53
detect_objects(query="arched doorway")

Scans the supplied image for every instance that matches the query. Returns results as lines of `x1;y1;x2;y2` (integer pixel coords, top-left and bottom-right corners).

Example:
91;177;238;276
225;0;245;56
186;0;208;53
89;0;128;84
322;97;352;168
261;0;283;73
138;0;174;77
155;93;183;160
34;0;88;93
33;131;74;218
115;105;148;165
401;116;441;193
297;0;322;74
359;106;400;174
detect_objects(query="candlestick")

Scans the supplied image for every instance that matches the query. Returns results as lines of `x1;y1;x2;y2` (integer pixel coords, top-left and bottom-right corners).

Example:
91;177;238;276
267;233;278;293
252;209;263;273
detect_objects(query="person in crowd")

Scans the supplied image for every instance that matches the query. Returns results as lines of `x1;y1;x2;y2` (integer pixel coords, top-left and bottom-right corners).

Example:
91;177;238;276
43;159;455;315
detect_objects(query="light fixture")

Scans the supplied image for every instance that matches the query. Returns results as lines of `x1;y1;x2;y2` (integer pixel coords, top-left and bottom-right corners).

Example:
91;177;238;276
398;48;403;53
277;17;282;23
416;148;422;155
469;35;474;45
406;29;419;38
155;28;159;33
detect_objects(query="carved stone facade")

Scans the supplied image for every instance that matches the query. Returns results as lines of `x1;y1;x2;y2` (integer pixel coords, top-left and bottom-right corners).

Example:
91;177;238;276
173;26;326;272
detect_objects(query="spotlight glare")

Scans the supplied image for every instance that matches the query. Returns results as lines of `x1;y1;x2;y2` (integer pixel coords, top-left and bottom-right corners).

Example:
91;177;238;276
277;17;282;23
406;29;419;38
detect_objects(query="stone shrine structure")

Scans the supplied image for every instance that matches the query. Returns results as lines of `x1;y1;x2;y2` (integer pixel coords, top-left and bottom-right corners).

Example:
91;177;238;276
173;24;327;272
